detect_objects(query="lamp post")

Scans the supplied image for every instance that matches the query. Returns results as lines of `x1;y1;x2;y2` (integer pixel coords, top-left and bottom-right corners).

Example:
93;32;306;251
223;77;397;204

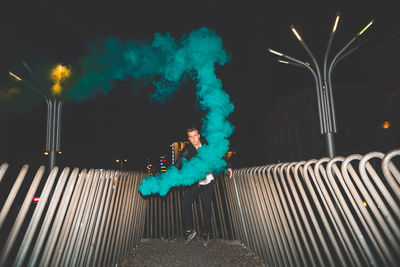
115;158;128;170
268;12;373;158
45;98;63;171
9;64;66;171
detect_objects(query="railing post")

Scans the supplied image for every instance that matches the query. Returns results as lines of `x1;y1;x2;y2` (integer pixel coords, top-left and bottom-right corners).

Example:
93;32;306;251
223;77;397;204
232;173;249;246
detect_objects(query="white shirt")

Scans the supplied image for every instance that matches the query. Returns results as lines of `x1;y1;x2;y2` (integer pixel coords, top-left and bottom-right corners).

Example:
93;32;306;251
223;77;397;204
199;173;214;185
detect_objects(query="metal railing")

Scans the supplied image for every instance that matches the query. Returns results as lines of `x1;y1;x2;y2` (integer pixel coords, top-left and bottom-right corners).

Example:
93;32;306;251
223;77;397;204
1;149;399;267
226;149;400;267
0;165;147;267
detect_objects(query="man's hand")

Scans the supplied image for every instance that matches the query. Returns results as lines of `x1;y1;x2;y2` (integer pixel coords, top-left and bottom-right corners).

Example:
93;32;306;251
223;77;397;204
227;168;233;179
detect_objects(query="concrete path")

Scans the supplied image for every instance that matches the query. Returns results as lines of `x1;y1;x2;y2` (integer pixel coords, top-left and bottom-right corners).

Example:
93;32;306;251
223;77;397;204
120;238;265;266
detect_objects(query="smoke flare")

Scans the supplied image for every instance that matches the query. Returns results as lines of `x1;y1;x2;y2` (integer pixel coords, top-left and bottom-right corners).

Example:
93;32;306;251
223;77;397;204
69;27;234;196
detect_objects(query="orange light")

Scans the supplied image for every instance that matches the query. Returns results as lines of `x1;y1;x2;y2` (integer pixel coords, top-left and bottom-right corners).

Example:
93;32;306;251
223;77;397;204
50;64;71;95
51;64;70;82
58;151;62;155
382;121;390;129
116;159;120;163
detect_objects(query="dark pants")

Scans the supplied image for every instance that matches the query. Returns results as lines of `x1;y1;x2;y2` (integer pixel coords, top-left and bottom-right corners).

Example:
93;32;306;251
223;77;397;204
182;180;215;234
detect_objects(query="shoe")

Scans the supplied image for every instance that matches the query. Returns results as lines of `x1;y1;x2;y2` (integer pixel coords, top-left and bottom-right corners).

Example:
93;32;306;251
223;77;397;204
184;230;196;245
201;233;210;247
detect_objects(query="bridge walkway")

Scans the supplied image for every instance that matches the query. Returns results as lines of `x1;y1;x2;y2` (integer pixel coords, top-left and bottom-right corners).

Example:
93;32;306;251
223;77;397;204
120;238;264;267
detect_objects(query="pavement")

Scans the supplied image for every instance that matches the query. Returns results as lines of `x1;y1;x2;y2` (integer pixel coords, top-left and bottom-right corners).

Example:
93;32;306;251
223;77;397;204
120;238;265;266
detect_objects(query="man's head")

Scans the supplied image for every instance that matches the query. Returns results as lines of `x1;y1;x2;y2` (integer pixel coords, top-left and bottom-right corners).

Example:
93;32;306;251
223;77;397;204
187;126;201;148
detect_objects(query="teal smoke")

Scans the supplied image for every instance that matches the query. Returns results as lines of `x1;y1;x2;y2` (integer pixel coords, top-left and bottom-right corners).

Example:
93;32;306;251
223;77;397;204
69;27;234;196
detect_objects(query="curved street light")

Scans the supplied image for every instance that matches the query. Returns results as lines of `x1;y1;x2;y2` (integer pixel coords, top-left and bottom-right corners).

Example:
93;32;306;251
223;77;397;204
267;12;374;158
8;64;64;170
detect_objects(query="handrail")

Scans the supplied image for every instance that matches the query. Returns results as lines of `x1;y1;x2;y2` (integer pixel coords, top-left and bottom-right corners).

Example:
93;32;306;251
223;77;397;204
1;148;399;266
0;166;146;267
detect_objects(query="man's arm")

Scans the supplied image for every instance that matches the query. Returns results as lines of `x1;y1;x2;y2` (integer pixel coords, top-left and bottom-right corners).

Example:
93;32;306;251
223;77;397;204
174;147;189;169
227;168;233;179
224;157;233;179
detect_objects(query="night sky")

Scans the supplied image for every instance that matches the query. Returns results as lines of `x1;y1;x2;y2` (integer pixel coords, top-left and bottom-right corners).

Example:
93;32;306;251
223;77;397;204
0;0;398;170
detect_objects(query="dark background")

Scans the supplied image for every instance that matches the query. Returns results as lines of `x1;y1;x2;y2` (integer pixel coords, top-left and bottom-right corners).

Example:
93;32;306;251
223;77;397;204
0;0;399;171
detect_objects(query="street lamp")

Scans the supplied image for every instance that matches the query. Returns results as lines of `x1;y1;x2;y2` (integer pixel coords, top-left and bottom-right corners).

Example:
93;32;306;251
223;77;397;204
8;63;68;170
115;158;128;170
268;12;373;158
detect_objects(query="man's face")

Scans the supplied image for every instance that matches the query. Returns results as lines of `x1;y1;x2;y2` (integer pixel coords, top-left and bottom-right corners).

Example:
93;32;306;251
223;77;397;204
187;130;201;147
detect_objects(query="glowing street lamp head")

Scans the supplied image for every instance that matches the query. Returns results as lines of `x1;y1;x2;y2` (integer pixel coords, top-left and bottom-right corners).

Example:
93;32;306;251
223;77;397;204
277;59;289;64
268;48;284;57
51;64;70;81
358;20;374;36
332;12;341;33
290;25;303;42
50;64;71;95
8;71;22;81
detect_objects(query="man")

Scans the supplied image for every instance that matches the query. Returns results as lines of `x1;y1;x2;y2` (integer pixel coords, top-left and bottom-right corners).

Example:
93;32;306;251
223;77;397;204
175;126;233;247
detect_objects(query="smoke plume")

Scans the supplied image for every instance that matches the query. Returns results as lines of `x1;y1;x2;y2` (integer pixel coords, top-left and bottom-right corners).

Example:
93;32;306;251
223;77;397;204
69;27;234;196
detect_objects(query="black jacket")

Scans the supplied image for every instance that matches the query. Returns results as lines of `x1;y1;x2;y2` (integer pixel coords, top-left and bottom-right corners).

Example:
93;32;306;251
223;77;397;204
174;139;231;173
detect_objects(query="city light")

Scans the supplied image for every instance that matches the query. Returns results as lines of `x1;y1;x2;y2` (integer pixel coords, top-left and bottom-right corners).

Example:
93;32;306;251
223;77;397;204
115;158;127;170
277;59;290;64
8;71;22;81
160;155;167;172
332;13;341;33
382;121;390;129
268;48;284;57
44;151;49;156
358;20;374;36
290;26;303;42
50;64;71;95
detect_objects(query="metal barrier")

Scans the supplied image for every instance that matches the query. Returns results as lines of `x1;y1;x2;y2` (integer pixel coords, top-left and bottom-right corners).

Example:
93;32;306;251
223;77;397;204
0;165;147;267
1;149;399;267
226;149;400;267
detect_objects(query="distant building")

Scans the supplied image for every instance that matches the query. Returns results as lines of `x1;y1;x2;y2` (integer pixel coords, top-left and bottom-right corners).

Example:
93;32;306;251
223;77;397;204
145;158;155;174
159;155;167;173
170;141;188;165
